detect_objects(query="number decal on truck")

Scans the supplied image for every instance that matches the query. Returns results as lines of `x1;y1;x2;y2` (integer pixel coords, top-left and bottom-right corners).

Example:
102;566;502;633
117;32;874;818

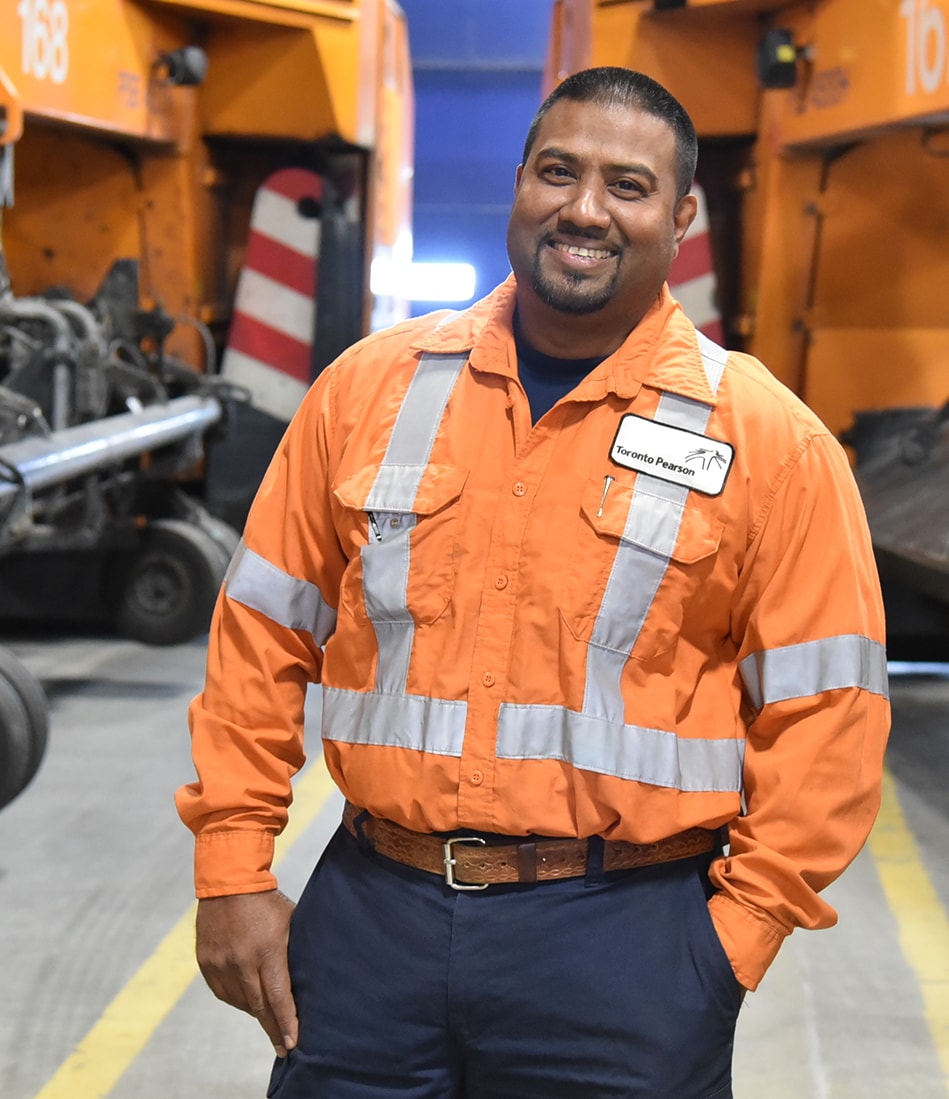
901;0;949;95
17;0;69;85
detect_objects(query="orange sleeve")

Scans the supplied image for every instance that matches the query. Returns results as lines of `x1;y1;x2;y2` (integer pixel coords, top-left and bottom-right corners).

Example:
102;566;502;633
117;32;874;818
175;367;345;897
709;431;891;989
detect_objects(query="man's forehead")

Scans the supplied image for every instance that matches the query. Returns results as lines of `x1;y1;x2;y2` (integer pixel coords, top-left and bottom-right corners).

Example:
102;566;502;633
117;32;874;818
529;99;674;160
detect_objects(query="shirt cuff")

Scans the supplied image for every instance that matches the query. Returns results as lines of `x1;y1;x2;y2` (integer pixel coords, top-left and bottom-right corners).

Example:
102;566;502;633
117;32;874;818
193;830;277;898
707;891;788;992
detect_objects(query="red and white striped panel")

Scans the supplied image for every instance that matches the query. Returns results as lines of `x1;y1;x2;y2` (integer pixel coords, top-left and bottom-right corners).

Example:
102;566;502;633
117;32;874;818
221;168;322;422
669;181;724;345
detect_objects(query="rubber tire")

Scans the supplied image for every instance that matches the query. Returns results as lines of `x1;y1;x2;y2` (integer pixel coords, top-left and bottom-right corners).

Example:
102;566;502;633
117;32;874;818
189;507;241;572
106;519;228;646
0;648;49;811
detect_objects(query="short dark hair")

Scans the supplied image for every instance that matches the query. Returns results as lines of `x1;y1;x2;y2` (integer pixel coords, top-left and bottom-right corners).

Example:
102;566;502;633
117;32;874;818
521;67;698;201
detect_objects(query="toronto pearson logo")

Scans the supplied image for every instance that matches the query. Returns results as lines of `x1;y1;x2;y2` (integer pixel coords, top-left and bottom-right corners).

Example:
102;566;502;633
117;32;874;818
685;448;727;471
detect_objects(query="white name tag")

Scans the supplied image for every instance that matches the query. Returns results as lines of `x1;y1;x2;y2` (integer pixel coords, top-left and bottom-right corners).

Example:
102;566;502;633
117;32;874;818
610;414;734;496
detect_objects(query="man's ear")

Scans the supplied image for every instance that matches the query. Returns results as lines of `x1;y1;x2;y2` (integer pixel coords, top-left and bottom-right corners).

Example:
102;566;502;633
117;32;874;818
514;164;524;194
673;193;699;246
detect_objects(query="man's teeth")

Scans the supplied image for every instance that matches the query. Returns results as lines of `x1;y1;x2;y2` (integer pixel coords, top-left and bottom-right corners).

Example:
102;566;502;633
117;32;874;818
553;243;613;259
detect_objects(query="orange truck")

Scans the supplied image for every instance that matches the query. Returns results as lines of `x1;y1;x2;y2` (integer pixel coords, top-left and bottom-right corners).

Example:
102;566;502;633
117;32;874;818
547;0;949;655
0;0;414;807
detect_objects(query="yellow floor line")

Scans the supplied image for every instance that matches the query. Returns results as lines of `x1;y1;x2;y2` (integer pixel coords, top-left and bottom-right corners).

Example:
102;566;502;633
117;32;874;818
31;758;339;1099
868;768;949;1088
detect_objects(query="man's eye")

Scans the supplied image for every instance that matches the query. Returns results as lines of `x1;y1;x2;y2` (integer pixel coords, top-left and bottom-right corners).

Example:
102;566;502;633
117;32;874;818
543;165;573;180
613;180;645;197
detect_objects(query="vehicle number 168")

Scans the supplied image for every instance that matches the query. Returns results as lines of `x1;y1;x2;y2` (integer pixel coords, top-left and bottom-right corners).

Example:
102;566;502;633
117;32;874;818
17;0;70;85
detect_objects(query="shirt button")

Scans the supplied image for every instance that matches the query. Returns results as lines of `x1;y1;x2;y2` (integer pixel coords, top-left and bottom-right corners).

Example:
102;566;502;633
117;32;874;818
481;671;495;687
494;575;508;590
513;482;527;497
470;770;484;786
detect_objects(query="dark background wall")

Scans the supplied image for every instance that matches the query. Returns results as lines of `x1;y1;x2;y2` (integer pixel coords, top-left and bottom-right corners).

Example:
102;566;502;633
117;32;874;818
398;0;553;316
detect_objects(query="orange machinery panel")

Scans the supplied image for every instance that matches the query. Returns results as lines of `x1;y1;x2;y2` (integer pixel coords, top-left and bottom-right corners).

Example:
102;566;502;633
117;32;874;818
545;0;762;137
771;0;949;149
545;0;949;440
0;0;198;143
0;0;378;146
0;0;413;365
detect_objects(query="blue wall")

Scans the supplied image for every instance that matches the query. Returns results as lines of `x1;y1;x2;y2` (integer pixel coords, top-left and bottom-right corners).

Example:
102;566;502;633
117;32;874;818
399;0;553;315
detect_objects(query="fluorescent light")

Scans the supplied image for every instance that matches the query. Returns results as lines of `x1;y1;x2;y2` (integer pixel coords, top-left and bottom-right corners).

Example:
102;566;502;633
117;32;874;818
371;259;476;302
408;263;476;301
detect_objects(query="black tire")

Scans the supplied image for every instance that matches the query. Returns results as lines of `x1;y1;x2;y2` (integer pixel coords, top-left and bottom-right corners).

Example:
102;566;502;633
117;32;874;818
105;519;228;646
190;508;241;573
0;648;49;811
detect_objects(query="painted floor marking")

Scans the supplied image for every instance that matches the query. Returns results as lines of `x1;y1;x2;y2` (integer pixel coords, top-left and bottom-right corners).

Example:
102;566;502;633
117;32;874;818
30;758;338;1099
30;760;949;1096
869;767;949;1089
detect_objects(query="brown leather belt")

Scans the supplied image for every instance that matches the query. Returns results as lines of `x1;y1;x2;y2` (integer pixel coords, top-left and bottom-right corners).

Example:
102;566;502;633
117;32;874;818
342;802;718;891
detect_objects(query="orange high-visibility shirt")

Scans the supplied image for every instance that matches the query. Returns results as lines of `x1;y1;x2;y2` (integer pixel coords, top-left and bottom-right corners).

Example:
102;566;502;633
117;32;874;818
176;278;890;990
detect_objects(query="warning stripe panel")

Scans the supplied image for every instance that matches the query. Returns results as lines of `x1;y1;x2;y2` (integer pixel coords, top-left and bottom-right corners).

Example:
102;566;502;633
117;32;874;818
227;313;312;385
263;166;324;205
244;233;318;299
672;233;716;286
221;349;310;422
698;316;724;343
674;272;720;331
222;167;323;419
233;268;316;346
252;188;321;259
668;181;723;343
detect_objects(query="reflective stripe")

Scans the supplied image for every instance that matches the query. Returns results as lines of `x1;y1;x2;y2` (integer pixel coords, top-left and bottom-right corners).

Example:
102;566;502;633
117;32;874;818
496;703;744;792
326;337;745;795
365;355;467;511
740;634;890;712
696;330;728;394
321;686;467;756
225;540;337;646
583;336;725;719
362;353;468;693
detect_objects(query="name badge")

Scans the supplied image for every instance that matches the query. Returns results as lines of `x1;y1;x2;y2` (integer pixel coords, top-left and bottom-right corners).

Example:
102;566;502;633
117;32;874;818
610;414;734;496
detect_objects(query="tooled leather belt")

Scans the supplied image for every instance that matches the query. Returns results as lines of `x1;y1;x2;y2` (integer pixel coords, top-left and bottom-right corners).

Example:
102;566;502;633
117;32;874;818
342;801;719;891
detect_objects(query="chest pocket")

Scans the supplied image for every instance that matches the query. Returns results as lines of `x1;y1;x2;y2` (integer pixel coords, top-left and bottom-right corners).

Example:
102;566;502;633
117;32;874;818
334;463;468;625
560;475;723;659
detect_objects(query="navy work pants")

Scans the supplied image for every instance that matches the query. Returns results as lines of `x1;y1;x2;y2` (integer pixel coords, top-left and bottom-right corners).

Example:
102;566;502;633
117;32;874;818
267;826;743;1098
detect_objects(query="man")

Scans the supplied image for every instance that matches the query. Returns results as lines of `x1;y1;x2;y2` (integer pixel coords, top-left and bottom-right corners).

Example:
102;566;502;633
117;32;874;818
177;67;890;1097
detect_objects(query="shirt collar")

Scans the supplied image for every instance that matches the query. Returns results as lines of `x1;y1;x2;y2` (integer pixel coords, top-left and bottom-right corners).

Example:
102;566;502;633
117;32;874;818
410;277;720;407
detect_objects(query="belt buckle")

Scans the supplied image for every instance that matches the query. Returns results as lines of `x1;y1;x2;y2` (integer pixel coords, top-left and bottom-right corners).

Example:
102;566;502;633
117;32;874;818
443;836;489;891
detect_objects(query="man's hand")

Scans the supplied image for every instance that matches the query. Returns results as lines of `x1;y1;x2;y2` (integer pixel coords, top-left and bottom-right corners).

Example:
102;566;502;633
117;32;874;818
196;890;298;1057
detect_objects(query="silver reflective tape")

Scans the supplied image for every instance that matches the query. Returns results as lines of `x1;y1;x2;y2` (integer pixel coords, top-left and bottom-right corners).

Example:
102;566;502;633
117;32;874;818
583;339;723;717
650;389;713;432
740;634;890;711
587;476;689;661
695;331;728;394
496;703;744;793
365;354;468;511
361;522;414;624
623;486;688;558
321;686;467;756
225;540;337;646
372;621;417;695
584;393;710;717
582;645;627;722
366;466;430;513
363;353;468;693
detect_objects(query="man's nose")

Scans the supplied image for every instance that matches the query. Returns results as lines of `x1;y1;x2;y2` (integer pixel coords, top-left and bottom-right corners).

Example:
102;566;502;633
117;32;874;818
559;182;610;231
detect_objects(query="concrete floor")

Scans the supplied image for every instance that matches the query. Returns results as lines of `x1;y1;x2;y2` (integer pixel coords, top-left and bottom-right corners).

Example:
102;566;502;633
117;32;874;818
0;631;947;1099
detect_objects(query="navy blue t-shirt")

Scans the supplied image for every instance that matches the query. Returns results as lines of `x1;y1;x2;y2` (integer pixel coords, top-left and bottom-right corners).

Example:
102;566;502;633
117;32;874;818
513;315;606;424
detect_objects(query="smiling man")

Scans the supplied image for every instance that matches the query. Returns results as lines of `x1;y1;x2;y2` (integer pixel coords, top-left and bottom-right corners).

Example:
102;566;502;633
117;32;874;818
178;68;890;1098
508;85;695;347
